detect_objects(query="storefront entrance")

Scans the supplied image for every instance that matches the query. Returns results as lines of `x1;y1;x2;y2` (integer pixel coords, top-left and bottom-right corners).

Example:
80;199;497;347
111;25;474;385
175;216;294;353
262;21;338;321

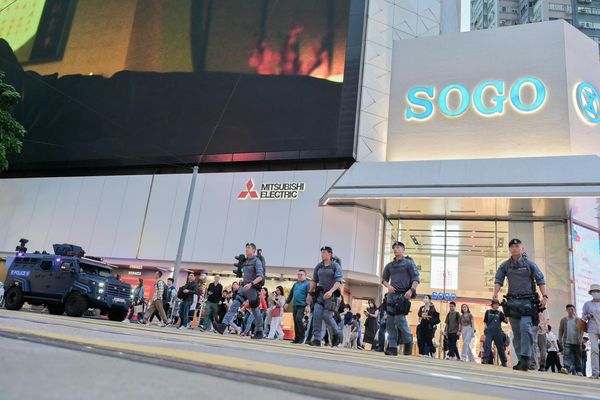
382;218;570;361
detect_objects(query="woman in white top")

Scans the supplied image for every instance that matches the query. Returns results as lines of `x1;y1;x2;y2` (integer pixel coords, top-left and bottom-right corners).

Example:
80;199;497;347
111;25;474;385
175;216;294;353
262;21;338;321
545;325;563;373
267;286;286;340
582;283;600;379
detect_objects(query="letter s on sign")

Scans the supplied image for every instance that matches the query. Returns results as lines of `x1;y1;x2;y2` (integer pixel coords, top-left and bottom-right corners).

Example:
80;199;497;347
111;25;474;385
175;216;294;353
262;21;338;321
406;86;435;121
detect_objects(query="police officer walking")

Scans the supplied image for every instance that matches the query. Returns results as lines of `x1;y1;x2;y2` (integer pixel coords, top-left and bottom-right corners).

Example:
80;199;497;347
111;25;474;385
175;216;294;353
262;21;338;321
307;246;343;347
381;241;419;356
493;238;547;371
215;243;265;339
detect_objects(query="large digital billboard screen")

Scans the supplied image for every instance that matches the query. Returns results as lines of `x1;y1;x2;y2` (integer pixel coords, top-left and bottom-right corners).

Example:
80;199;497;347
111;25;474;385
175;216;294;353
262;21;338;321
0;0;362;175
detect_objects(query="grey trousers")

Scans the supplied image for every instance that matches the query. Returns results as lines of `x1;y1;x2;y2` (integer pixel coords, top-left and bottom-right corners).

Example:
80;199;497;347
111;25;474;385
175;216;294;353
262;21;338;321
312;300;340;342
509;315;534;359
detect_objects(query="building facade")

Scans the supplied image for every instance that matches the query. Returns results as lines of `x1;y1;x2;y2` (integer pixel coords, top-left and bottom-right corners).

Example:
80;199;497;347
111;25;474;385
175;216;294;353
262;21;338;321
1;2;599;350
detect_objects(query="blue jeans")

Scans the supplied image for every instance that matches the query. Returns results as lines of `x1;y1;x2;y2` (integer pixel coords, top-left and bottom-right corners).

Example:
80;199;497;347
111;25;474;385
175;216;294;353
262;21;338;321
180;301;192;327
386;314;412;349
244;312;255;335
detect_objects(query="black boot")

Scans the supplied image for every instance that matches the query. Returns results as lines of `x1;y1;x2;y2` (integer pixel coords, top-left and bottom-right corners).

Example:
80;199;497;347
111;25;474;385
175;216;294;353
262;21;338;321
214;322;226;335
385;347;398;356
518;356;530;371
251;330;264;340
403;343;413;356
331;334;341;347
308;340;321;347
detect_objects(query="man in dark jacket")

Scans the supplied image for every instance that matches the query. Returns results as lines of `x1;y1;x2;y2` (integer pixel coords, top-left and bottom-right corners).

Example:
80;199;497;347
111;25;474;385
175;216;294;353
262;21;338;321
179;273;198;330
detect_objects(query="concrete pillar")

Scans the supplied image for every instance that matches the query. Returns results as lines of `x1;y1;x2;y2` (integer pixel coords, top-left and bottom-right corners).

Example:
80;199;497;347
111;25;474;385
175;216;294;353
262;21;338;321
440;0;462;35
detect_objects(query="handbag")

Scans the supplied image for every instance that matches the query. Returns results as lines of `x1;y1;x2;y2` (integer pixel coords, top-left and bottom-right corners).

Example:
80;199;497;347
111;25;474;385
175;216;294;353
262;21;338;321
133;304;144;314
576;318;588;333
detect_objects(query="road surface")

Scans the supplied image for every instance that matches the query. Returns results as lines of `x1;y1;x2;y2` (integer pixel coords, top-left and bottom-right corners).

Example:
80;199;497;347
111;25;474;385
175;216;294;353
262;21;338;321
0;309;597;400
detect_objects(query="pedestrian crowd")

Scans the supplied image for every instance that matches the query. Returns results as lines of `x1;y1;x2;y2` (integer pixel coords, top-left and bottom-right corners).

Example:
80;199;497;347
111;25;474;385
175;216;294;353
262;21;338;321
123;241;600;379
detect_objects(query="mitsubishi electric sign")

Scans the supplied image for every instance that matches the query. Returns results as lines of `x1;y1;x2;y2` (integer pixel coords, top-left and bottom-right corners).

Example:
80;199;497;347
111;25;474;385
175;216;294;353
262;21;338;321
387;21;600;161
238;179;306;200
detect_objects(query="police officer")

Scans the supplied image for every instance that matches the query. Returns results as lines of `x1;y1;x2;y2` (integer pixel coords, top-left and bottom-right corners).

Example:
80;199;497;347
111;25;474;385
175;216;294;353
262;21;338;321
307;246;343;347
493;238;547;371
215;243;265;339
381;241;419;356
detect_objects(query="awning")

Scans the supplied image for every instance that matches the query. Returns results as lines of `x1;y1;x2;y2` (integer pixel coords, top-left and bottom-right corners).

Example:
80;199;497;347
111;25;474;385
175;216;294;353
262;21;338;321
320;155;600;218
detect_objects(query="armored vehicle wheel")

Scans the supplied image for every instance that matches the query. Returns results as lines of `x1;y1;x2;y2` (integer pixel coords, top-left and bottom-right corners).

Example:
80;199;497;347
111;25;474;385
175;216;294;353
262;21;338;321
4;286;25;311
47;304;65;315
64;292;88;317
107;309;128;322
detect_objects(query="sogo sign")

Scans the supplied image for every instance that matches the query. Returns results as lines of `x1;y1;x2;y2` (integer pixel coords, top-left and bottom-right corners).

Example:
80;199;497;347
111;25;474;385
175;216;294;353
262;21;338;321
405;77;600;125
405;76;547;121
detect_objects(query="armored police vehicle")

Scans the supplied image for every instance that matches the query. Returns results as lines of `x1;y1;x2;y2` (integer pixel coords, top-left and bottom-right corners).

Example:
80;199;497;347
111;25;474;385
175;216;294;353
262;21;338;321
4;242;132;321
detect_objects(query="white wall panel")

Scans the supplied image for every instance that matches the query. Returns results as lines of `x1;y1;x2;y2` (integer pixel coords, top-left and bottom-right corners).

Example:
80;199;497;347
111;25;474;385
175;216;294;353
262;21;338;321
45;177;84;252
321;206;358;272
353;208;379;275
87;176;128;256
181;174;207;261
26;178;61;251
110;175;152;258
68;177;106;251
163;174;194;261
137;175;179;260
0;178;38;251
283;171;331;268
190;173;235;263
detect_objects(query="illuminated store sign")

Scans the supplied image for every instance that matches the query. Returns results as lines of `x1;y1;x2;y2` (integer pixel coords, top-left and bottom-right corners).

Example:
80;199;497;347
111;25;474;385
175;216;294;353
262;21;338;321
405;77;548;121
575;82;600;124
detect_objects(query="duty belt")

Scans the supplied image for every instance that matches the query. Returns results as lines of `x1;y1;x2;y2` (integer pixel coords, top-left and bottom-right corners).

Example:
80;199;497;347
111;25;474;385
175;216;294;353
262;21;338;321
506;294;534;300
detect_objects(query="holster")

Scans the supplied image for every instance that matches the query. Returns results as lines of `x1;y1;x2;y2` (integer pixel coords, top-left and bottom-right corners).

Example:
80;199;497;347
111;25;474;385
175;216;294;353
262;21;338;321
386;292;411;316
316;287;341;311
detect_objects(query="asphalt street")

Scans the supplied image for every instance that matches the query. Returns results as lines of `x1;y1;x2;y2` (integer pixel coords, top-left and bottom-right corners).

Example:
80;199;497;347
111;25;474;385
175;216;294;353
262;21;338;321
0;309;597;400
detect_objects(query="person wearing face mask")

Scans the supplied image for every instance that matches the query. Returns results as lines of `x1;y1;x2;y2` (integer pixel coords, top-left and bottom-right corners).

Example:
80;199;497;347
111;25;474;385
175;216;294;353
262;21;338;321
417;295;438;357
583;283;600;379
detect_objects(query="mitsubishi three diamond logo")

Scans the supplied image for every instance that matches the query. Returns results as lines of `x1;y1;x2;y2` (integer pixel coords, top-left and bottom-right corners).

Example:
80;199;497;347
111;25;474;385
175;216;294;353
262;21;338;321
238;179;259;200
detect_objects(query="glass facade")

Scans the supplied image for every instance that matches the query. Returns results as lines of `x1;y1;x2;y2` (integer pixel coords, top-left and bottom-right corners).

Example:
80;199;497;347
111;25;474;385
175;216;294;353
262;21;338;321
382;217;571;357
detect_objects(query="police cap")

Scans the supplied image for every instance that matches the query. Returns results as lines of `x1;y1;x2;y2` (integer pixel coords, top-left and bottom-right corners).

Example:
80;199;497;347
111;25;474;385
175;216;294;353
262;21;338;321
508;238;522;247
320;246;333;254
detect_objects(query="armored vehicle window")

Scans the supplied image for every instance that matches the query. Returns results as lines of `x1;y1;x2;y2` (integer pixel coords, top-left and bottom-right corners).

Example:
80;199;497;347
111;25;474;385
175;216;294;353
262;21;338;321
40;261;53;271
80;263;112;278
59;262;73;271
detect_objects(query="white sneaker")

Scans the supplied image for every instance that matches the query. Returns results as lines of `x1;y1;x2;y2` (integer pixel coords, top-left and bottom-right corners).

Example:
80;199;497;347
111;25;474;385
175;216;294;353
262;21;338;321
122;319;130;324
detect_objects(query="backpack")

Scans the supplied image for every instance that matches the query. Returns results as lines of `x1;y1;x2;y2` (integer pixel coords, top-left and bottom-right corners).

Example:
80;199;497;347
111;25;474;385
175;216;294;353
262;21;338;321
254;250;267;286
